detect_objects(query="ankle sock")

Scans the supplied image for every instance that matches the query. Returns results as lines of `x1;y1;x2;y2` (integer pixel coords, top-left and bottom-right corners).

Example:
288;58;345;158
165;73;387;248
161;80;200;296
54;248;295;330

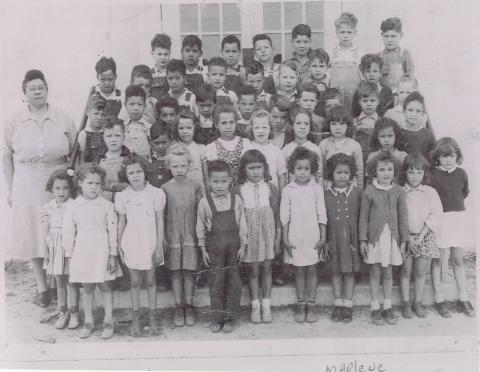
334;299;344;307
434;294;445;303
261;298;270;306
59;305;67;313
383;299;392;310
371;300;380;311
344;300;353;308
307;298;315;304
69;306;79;314
251;299;260;307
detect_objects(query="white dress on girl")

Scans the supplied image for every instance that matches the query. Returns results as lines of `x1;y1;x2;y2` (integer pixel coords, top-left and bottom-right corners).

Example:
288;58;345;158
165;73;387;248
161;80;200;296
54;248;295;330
280;179;327;266
62;196;122;283
115;183;166;270
41;198;74;276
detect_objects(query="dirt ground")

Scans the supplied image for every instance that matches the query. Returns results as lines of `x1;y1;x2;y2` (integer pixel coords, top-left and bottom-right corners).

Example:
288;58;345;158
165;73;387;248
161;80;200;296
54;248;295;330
3;257;478;345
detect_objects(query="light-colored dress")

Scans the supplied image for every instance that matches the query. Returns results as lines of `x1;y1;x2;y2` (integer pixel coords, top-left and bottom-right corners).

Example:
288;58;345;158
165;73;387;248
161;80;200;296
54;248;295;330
40;198;74;275
62;196;122;283
3;105;77;259
240;181;276;263
280;179;327;266
180;141;207;195
115;184;166;270
281;140;323;182
251;142;287;188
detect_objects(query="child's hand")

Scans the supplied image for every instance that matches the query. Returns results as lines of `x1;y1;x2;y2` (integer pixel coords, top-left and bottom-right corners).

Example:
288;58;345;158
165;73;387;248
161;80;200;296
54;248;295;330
274;236;281;255
236;246;245;263
118;248;125;262
314;238;326;252
107;255;117;274
44;254;50;267
400;242;406;255
201;247;211;267
360;241;368;260
153;247;163;266
284;241;295;257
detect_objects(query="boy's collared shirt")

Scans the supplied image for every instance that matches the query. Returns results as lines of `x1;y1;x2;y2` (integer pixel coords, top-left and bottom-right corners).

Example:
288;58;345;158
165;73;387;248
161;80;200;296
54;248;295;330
378;47;415;89
167;88;197;113
199;114;214;129
95;85;123;101
118;95;157;125
277;89;297;103
151;65;167;78
354;111;379;130
196;192;247;247
186;60;209;82
215;87;238;106
306;72;332;92
291;50;312;81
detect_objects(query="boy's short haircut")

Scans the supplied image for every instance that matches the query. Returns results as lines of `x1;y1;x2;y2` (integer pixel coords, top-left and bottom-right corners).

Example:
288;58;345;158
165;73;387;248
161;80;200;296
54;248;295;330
403;91;425;111
322;87;342;102
252;33;272;48
208;159;231;177
381;17;402;33
292;24;311;39
221;35;241;50
309;48;330;65
356;81;379;99
151;33;172;51
182;35;202;51
360;53;384;72
238;85;258;100
298;82;319;98
130;64;153;82
214;104;238;124
196;84;216;103
87;94;106;111
245;60;265;77
270;94;291;112
125;84;147;102
151;121;171;140
280;59;298;74
208;56;228;71
156;96;180;114
166;59;187;76
95;57;117;75
179;107;198;123
334;12;358;30
103;116;125;132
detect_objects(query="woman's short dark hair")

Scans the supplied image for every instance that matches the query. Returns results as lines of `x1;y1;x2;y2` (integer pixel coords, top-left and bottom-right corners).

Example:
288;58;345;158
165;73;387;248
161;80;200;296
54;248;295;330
22;69;48;93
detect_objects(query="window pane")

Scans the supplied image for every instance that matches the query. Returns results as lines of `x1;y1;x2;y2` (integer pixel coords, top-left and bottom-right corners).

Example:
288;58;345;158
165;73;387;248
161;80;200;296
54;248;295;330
306;1;323;29
223;3;241;32
267;33;283;61
201;4;219;32
311;32;324;49
202;35;221;60
180;4;198;33
263;2;281;30
284;2;302;30
284;34;293;59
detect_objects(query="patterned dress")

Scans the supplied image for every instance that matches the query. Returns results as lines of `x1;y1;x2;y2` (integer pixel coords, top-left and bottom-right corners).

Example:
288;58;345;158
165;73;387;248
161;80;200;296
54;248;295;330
41;198;74;275
162;179;203;270
239;181;279;263
215;137;245;188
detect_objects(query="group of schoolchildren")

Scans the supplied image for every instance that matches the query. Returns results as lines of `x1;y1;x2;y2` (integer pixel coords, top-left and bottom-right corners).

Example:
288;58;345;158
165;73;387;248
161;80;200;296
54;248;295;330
40;12;475;340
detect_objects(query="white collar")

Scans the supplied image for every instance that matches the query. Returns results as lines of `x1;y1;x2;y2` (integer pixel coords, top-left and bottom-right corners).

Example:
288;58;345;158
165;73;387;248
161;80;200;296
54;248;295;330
403;183;426;192
327;183;355;196
373;179;393;190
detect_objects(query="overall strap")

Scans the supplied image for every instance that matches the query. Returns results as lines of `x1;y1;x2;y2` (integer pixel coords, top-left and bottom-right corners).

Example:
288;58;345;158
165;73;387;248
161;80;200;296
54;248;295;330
206;193;218;214
229;191;235;211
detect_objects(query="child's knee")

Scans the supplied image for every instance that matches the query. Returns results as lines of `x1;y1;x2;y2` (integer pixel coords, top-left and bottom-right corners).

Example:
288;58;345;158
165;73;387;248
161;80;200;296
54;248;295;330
83;283;96;294
249;264;259;278
100;282;113;292
382;268;393;280
263;260;272;274
450;254;464;268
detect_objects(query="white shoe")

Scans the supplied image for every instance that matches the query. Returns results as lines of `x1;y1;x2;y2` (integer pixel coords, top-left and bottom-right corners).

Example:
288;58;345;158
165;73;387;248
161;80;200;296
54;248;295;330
54;311;70;329
250;300;261;324
261;299;272;323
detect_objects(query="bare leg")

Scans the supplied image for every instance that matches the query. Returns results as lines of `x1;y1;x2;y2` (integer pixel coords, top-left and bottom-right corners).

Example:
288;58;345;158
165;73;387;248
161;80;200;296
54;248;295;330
100;281;114;323
450;247;468;301
31;257;47;292
68;282;80;311
262;260;272;299
305;265;318;301
413;257;427;303
295;266;306;301
82;283;96;324
146;268;157;311
129;269;143;312
382;266;393;302
171;270;183;305
400;258;413;302
343;273;355;301
369;264;381;307
183;270;195;306
332;272;342;301
431;250;446;302
55;275;68;310
248;262;260;301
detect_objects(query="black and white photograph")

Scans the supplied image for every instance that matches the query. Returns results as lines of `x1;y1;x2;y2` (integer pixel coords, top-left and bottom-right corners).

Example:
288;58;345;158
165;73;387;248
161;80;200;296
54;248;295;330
0;0;478;370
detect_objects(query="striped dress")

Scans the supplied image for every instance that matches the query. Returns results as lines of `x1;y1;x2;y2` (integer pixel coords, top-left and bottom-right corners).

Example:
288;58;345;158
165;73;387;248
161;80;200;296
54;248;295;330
41;198;74;275
162;178;203;270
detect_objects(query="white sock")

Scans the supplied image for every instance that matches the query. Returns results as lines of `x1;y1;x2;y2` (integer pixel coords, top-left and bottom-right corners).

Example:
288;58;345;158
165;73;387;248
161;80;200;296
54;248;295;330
435;293;445;303
262;298;270;307
251;299;260;307
344;300;353;308
334;299;344;307
371;300;380;311
383;299;392;310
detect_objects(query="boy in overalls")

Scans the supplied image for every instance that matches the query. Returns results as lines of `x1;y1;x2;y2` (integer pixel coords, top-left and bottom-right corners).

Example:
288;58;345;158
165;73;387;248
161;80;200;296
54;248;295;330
197;160;247;333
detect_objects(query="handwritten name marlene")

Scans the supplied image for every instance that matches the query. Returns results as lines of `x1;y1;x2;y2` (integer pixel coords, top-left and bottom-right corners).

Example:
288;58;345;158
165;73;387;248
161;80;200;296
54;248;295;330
325;361;386;372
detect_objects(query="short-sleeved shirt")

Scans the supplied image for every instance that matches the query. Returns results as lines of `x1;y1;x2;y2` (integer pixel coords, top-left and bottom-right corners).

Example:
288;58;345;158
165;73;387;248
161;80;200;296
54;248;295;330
251;142;287;187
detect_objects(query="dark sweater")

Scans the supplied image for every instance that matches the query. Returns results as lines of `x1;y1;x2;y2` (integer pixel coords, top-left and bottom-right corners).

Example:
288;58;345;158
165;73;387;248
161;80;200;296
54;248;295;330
359;183;409;245
351;85;395;118
400;127;436;160
429;167;468;212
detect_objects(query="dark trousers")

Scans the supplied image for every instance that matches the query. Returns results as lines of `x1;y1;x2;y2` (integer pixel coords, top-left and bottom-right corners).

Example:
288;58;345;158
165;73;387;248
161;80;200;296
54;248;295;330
207;233;241;323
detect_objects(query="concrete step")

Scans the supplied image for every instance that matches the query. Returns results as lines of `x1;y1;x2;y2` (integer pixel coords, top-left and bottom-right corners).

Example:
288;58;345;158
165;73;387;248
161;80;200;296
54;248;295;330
88;279;463;309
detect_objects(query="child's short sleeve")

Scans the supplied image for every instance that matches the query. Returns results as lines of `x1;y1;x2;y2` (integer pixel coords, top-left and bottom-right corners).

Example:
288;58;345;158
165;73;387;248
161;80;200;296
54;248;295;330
205;142;218;161
114;191;126;215
314;184;327;225
153;187;166;212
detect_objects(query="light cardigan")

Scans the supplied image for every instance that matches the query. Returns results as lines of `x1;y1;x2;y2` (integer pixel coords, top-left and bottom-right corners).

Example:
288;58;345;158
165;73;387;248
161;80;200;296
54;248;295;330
359;181;409;245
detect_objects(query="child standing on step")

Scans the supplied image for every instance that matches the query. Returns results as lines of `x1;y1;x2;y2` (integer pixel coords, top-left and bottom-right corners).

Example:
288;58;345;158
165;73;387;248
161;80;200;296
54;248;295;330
280;147;327;323
237;149;281;324
115;154;166;336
